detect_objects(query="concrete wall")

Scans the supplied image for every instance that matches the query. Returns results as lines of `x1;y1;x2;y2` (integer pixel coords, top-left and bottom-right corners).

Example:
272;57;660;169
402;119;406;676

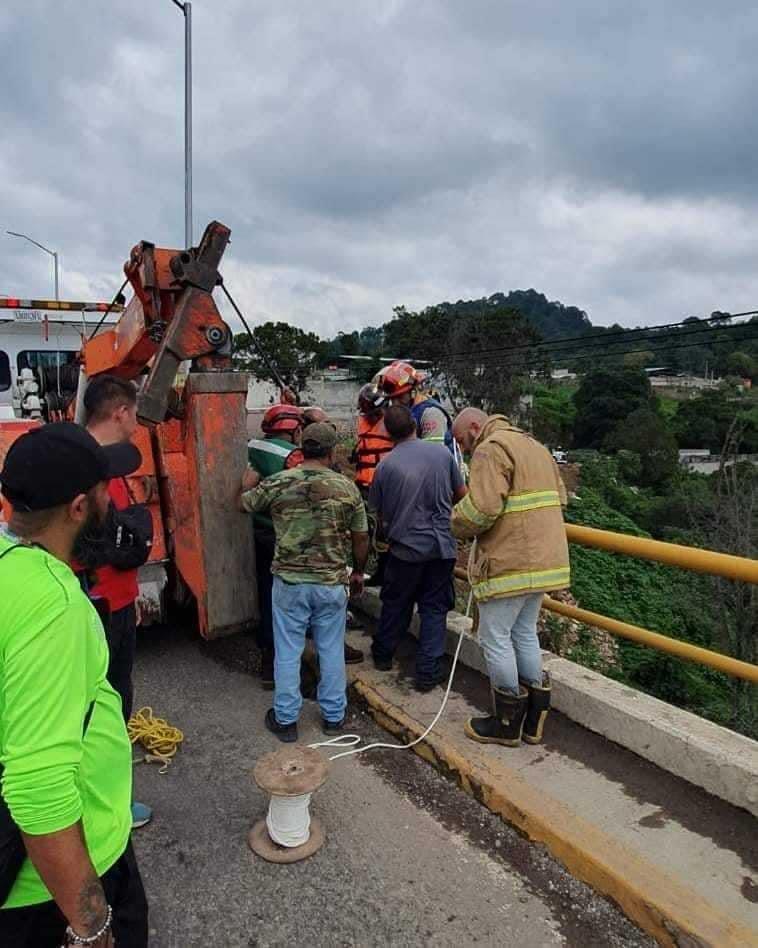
355;588;758;817
246;377;362;437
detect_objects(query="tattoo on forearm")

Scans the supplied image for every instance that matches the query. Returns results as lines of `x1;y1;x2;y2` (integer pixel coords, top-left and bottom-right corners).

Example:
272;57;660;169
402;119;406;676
77;875;107;934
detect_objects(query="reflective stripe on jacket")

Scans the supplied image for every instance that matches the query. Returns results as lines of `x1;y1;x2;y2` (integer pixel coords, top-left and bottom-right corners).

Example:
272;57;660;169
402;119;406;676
247;436;302;531
451;416;570;602
354;415;394;488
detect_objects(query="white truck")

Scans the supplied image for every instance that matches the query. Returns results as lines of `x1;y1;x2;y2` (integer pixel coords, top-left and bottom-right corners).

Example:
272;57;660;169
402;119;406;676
0;297;121;420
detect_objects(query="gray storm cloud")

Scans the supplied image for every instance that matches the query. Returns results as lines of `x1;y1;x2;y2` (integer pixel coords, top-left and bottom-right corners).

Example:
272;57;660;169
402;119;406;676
2;0;757;337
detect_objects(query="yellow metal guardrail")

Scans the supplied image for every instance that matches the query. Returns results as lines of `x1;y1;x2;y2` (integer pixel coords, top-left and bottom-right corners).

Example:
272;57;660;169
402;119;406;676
541;597;758;684
565;523;758;585
454;525;758;684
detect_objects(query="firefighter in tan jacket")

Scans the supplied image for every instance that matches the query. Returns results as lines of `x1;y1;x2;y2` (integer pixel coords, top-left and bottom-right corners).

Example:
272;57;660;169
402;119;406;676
451;408;570;747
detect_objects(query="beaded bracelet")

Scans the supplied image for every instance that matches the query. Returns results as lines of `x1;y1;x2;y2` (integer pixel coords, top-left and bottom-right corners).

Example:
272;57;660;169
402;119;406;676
65;904;113;945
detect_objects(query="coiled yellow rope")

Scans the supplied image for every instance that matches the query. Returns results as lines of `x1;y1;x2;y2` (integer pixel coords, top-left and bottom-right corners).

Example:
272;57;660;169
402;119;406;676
127;707;184;774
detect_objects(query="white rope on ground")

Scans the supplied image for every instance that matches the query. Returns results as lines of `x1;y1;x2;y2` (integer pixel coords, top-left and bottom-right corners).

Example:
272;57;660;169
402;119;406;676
266;793;313;847
309;555;475;763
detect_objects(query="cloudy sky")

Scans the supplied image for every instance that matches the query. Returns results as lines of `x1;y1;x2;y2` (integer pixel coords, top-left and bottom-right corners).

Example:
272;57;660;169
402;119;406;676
2;1;757;337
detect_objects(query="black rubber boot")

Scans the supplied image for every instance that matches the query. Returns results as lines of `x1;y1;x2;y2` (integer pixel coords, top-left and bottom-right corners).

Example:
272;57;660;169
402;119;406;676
522;673;551;745
260;648;274;690
464;686;528;747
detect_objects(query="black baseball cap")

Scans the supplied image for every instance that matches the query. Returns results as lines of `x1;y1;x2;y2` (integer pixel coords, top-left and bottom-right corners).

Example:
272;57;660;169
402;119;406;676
0;422;142;512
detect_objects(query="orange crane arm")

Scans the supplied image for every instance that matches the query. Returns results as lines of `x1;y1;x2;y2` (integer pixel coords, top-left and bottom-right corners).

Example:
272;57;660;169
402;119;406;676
82;220;233;424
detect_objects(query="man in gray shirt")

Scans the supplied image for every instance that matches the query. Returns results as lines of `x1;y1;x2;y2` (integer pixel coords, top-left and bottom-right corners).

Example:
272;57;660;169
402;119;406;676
369;405;467;691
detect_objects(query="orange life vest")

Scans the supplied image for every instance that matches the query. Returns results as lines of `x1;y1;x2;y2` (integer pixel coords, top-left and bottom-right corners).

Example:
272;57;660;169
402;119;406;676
355;414;394;487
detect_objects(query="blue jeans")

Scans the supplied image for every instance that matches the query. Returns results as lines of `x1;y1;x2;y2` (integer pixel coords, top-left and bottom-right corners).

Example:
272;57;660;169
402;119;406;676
477;593;544;695
272;576;347;724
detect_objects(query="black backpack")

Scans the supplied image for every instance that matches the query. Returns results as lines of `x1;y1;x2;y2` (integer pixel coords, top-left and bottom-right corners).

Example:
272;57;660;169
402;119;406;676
76;480;153;572
0;544;95;902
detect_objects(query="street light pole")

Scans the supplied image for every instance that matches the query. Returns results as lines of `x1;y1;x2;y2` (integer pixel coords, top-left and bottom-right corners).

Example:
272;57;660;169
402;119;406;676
172;0;193;248
6;231;60;300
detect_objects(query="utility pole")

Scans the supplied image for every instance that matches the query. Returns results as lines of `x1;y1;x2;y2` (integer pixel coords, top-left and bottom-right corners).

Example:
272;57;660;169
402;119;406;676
6;231;59;300
171;0;193;248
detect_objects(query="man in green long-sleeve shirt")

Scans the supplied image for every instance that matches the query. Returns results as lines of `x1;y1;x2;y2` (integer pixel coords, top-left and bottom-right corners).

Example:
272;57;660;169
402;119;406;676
0;423;148;947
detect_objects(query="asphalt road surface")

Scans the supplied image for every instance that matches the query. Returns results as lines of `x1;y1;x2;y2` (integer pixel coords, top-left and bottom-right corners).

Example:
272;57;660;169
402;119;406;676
131;625;652;948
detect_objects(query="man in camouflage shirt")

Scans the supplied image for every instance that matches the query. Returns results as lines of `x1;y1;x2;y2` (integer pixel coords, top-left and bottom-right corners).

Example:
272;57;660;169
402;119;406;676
239;423;369;742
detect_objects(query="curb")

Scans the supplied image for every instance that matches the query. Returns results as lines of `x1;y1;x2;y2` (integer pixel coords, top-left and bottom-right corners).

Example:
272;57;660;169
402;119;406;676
350;672;758;948
355;588;758;818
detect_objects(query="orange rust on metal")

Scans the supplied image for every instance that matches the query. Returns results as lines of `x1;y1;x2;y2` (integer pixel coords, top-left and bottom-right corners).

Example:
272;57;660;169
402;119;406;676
83;297;158;379
160;289;229;363
153;422;207;629
181;373;257;639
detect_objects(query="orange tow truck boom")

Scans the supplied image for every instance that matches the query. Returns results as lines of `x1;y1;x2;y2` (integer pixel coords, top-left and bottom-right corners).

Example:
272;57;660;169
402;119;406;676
1;220;257;639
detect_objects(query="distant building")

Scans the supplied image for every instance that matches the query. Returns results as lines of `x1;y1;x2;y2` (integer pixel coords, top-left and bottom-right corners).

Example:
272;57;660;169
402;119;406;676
678;448;712;466
649;374;721;391
550;368;577;383
678;449;758;474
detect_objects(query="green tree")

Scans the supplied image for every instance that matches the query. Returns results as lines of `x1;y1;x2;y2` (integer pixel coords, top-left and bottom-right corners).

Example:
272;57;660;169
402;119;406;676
532;384;576;446
726;351;757;381
233;322;322;394
672;390;758;453
606;406;679;487
383;304;450;363
443;306;545;412
382;303;544;413
623;349;655;370
573;368;651;448
358;326;384;355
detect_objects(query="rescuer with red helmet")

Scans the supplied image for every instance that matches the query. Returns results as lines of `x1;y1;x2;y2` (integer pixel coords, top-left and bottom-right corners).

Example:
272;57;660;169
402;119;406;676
352;383;392;586
354;384;392;490
379;361;455;454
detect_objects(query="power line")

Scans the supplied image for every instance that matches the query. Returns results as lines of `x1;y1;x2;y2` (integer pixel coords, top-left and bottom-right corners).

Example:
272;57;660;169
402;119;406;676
386;309;758;371
437;318;758;372
403;307;758;364
408;309;758;368
436;328;758;378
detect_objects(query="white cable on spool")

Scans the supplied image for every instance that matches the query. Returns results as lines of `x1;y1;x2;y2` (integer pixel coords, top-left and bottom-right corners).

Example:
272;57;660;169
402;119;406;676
249;746;328;863
266;792;312;848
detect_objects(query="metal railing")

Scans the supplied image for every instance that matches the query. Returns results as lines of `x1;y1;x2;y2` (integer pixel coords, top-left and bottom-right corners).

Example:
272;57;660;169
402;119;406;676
565;524;758;585
455;525;758;685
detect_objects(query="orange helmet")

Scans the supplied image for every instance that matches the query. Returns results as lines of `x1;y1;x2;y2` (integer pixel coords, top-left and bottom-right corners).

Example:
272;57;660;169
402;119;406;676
379;361;419;398
261;403;303;435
